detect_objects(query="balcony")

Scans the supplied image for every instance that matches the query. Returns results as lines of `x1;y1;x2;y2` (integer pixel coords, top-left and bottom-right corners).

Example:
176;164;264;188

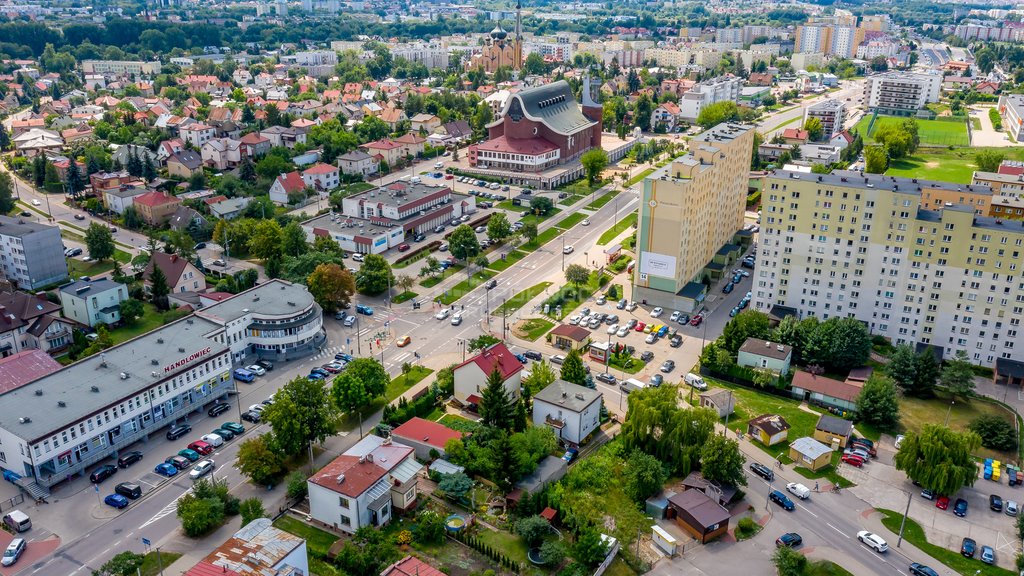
545;415;566;429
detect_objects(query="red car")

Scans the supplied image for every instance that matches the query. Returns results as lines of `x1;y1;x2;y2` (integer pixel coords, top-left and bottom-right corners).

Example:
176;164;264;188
398;243;410;252
634;322;646;332
188;440;213;455
936;496;950;510
445;174;454;180
690;314;703;326
841;454;864;467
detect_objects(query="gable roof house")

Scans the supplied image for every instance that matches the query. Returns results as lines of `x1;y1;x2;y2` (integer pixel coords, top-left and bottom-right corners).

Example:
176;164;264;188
200;138;243;170
747;414;791;447
790;371;862;412
269;171;307;206
391;417;464;460
133;191;182;226
168;205;209;232
0;291;75;356
184;517;308;576
737;338;793;376
144;252;207;294
166;150;203;179
453;342;523;405
813;413;854;449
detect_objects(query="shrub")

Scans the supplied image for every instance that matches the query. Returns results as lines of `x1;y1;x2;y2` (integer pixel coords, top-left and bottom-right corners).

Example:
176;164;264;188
736;517;758;539
968;414;1018;451
286;470;309;499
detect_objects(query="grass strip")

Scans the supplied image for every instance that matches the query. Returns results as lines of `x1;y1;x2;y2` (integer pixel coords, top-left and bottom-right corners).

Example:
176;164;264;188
876;508;1013;576
597;212;638;245
492;282;552;316
438;269;496;305
585;189;621;211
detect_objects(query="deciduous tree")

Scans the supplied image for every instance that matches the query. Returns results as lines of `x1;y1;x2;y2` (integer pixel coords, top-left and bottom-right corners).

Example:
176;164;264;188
330;372;370;414
941;350;976;399
355;253;394;295
700;435;747;486
624;449;668;502
118;298;144;325
234;435;286;486
448;224;480;261
564;263;590;293
247;219;283;260
720;310;771;356
803;317;872;372
281;221;307;257
239;497;266;527
487;212;512;242
621;386;717;476
92;551;145;576
864;145;888;174
894;424;980;496
260;376;339;456
344;358;390;398
976;149;1005;173
855;374;900;430
581;149;608;186
803;117;824;141
514;515;552;545
306;263;355;313
85;222;115;261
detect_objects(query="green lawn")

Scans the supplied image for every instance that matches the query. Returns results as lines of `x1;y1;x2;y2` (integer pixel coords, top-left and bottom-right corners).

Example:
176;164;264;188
625;167;655;187
492;282;552;316
110;304;191;345
855;115;969;147
556;212;588;230
558;194;585;206
518;206;562;226
584;189;620;211
393;250;429;269
806;560;855;576
419;265;464;288
439;413;477;429
541;271;610;320
497;200;529;213
438;269;496;305
559;180;605;197
876;508;1014;576
900;391;1017;461
604;557;639;576
520;228;562;253
140;551;182;576
488;250;525;272
273;515;339;558
608;353;643;374
67;257;115;278
476;527;531;567
598;212;638;245
392;290;417;304
516;318;555;341
883;146;1024;184
386;366;434;400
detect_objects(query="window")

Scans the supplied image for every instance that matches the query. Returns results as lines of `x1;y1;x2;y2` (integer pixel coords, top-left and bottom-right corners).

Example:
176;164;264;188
338;496;350;508
340;515;351;526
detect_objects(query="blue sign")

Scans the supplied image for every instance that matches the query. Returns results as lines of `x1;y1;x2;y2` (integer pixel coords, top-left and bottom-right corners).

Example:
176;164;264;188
94;484;99;492
374;237;387;247
346;338;351;345
142;537;151;546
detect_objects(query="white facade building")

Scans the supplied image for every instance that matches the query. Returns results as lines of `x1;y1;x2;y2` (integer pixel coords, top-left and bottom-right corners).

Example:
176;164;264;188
532;380;602;445
678;75;742;122
58;279;128;327
864;71;942;115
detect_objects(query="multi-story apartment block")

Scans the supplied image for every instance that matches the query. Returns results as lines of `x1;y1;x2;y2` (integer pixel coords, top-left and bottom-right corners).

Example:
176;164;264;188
864;72;942;115
0;216;68;290
804;99;847;139
678;75;742;122
633;123;755;312
754;169;1024;369
998;94;1024;142
81;60;162;76
391;42;450;70
794;23;865;58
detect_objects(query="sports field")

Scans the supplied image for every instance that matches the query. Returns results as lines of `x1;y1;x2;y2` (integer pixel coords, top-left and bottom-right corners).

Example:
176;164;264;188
854;114;970;147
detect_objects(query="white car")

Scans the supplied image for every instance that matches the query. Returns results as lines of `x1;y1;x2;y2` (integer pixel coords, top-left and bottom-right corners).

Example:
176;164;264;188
439;243;449;251
616;326;630;337
786;482;811;499
645;333;658;344
650;307;664;318
563;246;574;254
894;434;905;449
606;324;619;335
581;219;590;226
247;364;266;376
626;301;638;311
31;199;40;206
568;314;582;325
669;311;681;322
435;309;451;320
857;531;888;553
189;460;215;480
248;404;266;414
352;253;365;262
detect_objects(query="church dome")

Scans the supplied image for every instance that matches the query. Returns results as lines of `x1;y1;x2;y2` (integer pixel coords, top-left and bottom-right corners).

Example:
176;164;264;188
490;26;508;40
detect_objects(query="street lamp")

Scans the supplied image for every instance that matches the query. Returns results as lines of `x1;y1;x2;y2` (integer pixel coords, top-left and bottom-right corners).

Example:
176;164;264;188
944;399;955;427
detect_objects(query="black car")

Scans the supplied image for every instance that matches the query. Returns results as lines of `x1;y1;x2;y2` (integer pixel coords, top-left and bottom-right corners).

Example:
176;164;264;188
596;373;617;385
166;423;192;441
640;351;654;362
990;494;1003;512
117;451;143;469
256;359;274;371
961;537;976;558
677;314;690;324
769;490;795;511
775;533;802;548
114;482;142;500
660;360;675;373
413;233;426;242
193;242;207;250
486;279;498;290
523;350;543;361
241;410;261;423
90;464;117;484
669;335;683;348
750;462;774;481
207;402;230;417
741;259;755;269
909;564;938;576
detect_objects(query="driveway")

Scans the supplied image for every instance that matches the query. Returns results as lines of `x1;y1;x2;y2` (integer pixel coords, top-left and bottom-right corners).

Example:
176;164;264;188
970;106;1021;148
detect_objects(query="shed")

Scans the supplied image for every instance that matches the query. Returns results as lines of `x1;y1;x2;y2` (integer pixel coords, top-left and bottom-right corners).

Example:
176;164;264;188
813;414;854;449
550;324;591;351
651;525;678;556
747;414;791;447
789;436;833;471
428;459;465;476
699;389;735;418
680;471;738;506
515;456;567;494
645;490;677;519
666;490;730;544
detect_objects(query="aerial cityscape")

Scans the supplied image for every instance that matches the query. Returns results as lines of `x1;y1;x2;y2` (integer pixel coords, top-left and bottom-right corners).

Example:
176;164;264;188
0;0;1024;575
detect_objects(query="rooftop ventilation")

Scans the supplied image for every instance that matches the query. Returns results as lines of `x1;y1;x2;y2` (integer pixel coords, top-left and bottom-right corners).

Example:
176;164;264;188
151;371;158;377
58;401;66;408
34;389;42;396
336;474;345;484
18;417;30;424
151;359;158;365
157;338;164;344
91;386;99;393
120;372;129;380
178;347;185;353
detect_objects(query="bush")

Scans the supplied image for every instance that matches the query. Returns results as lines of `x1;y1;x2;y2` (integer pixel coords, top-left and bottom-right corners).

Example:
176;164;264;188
286;470;309;499
990;108;1003;132
736;517;758;539
968;414;1018;451
239;497;267;527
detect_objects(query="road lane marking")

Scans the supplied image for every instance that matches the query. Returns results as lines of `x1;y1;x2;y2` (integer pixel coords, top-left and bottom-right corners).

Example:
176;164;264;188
827;523;848;538
796;503;818;517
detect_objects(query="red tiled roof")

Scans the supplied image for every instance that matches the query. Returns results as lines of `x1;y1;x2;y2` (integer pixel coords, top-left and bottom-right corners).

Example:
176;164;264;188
476;135;558;156
781;128;809;140
0;350;61;394
184;561;242;576
659;102;681;115
466;394;482;405
394;132;426;145
392;417;464;449
454;342;523;381
303;162;338;175
275;171;306;193
362;139;402;151
239;132;269;144
791;371;862;402
308;454;388;498
134;191;181;207
382;556;445;576
549;323;590;341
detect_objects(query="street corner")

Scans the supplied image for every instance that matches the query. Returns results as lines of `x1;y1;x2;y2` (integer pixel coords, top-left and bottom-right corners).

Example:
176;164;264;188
0;535;60;576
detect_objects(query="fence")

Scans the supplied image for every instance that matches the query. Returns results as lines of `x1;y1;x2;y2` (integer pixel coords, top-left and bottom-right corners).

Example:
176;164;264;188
592;539;621;576
0;494;23;514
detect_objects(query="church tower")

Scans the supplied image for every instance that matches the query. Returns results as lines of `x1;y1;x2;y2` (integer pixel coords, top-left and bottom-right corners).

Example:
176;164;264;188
513;0;523;70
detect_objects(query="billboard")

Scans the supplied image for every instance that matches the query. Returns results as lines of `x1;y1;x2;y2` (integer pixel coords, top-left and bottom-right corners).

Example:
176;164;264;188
639;252;677;278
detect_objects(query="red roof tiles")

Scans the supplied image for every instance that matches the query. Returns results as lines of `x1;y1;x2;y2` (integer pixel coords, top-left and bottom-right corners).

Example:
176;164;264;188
391;417;463;450
455;342;523;381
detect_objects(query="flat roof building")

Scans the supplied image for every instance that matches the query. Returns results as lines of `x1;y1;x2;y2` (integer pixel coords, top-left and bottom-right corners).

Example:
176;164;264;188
0;216;68;290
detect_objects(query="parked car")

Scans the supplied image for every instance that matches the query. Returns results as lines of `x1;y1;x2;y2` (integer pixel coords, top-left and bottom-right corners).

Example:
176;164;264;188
909;563;939;576
690;315;703;326
90;464;117;484
190;460;215;480
954;498;968;517
670;335;683;347
769;490;795;511
634;322;646;332
154;462;178;477
166;423;192;441
117;451;143;469
188;441;214;456
776;533;802;548
207;402;230;417
1;538;25;567
523;351;543;361
645;333;658;344
961;537;976;558
165;455;191;470
857;531;888;553
981;545;995;564
1006;500;1019;516
212;427;236;441
220;422;245;435
178;449;200;462
936;496;950;510
562;448;579;463
650;307;663;317
241;410;261;423
660;360;675;373
841;454;865;467
919;489;934;500
114;482;142;500
550;354;566;364
640;351;654;362
596;373;616;385
991;494;1003;512
104;494;129;509
750;462;774;482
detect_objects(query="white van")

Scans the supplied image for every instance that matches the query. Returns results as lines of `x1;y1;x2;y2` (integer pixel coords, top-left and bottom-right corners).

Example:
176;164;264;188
620;378;647;394
201;433;224;447
410;176;422;184
2;510;30;533
684;373;707;390
434;161;444;169
786;482;811;500
451;312;463;326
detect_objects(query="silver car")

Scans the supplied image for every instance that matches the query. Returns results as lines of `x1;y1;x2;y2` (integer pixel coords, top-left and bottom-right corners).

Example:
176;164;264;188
189;460;215;480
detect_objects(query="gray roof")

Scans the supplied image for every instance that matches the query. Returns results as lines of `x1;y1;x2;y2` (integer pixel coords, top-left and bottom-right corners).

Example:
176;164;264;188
516;455;567;493
103;186;149;199
169;150;202;169
337;150;373;162
0;215;58;238
209;196;252;217
503;80;596;136
815;414;853;436
59;278;125;297
807;98;845;112
533;379;602;413
790;436;832;460
194;279;314;325
739;338;792;361
691;122;754;146
773;168;992;198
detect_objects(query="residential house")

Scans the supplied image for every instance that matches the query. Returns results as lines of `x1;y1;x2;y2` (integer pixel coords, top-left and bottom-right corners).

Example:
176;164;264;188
167;151;203;179
89;171;139;193
307;435;423;535
337;150;378;177
156;138;185;165
378;106;407;131
666;490;731;544
102;186;150;215
549;324;591;350
452;342;523;405
747;414;790;446
433;120;473;143
11;128;62;157
395;133;426;158
0;291;74;356
183;518;308;576
50;158;86;182
168;206;209;232
60;124;94;144
699;388;735;418
180;123;216;148
813;414;853;449
200;138;243;170
780;128;809;145
134;191;182;226
360;139;406;168
239;132;272;158
301;163;340;192
111;144;157;169
144;252;207;294
260;126;307;149
737;338;793;376
269;171;307;205
788;437;832;471
532;379;603;445
208;197;253;220
790;371;861;412
381;556;445;576
680;471;739;506
651;102;681;131
58;278;128;327
390;417;464;460
410;113;442;134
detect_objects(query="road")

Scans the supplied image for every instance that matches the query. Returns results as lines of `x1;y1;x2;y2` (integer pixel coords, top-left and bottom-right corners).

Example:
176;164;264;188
760;80;865;139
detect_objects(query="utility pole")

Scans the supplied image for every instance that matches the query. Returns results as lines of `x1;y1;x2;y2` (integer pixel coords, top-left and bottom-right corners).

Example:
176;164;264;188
722;390;733;435
897;490;912;548
561;236;565;271
502;298;507;338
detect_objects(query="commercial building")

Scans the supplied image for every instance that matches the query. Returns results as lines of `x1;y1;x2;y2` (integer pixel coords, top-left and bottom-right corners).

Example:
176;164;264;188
81;60;162;76
633;123;755;312
678;76;742;123
754;169;1024;368
998;94;1024;142
0;279;323;493
803;99;847;140
58;279;128;327
532;379;602;446
0;216;68;290
864;72;942;115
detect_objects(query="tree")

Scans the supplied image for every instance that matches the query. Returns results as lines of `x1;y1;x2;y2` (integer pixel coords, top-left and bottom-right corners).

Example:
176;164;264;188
803;117;824;141
92;551;145;576
467;334;500;351
539;540;567;565
869;55;889;72
696;101;739;129
0;172;13;215
396;274;414;293
522;221;538;243
437;471;473;499
894;424;981;496
572;528;609;567
873;124;915;160
85;222;115;261
623;449;668;502
803;317;872;372
149;264;171;311
914;348;940;399
480;365;516;431
0;124;9;152
448;224;480;261
176;493;225;537
581;149;608;186
234;435;286;486
260;376;339;456
65;159;85;197
969;415;1018;452
720;310;771;356
415;510;446;544
976;149;1005;173
700;435;747;486
886;344;919;394
355;253;394;295
118;298;144;325
523;52;548;75
622;386;717;476
560;348;588;386
855;374;900;430
941;350;976;398
239;155;256;182
344;358;390;398
487;212;512;243
239;497;266;527
248;219;283;261
864;145;888;174
514;514;552;545
564;264;590;294
529;196;553;216
522;359;557;396
282;221;307;257
331;372;370;414
772;545;807;576
306;263;355;313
